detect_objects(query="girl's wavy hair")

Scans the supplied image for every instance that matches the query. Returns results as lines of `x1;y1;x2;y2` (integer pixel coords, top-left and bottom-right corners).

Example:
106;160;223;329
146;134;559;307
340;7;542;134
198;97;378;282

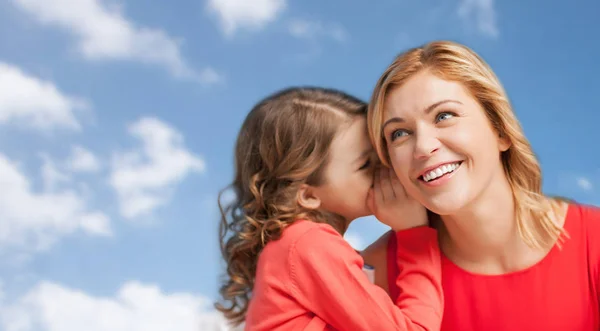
368;40;567;250
215;87;367;325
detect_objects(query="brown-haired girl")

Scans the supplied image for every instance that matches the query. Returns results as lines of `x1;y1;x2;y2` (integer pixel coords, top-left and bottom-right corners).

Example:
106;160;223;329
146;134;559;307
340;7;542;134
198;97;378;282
216;87;443;330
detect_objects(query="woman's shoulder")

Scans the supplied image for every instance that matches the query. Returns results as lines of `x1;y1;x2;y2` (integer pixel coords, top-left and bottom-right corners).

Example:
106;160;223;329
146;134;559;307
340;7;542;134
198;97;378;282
361;230;394;264
560;201;600;249
360;230;394;294
565;201;600;226
564;202;600;279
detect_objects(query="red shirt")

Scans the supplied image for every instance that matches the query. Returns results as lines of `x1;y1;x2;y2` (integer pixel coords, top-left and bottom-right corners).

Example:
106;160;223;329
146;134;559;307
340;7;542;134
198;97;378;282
387;203;600;331
245;220;443;330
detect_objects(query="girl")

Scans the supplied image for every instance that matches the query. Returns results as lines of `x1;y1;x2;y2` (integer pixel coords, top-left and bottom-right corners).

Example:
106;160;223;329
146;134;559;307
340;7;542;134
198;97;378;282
215;87;443;330
364;40;600;330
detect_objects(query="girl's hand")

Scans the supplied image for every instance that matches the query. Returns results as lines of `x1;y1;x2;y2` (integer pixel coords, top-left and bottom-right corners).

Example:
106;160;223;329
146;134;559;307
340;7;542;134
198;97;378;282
367;166;428;231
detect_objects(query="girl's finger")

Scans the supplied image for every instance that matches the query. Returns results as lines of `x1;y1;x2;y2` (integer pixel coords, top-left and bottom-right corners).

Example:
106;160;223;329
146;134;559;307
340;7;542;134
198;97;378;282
366;188;375;214
379;166;395;201
373;167;384;206
389;169;407;199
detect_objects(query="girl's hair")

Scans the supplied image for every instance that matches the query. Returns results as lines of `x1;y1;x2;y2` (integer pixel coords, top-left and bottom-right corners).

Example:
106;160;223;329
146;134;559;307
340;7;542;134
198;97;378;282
215;87;367;325
368;40;566;250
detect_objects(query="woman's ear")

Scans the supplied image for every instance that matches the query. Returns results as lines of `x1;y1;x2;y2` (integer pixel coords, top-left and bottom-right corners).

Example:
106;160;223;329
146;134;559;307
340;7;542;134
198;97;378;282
297;184;322;210
498;132;511;152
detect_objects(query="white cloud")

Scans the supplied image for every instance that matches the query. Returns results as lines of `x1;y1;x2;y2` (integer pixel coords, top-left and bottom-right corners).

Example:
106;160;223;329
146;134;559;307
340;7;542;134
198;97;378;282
344;231;365;250
198;67;225;86
0;62;84;131
66;145;101;173
577;177;593;192
0;280;242;331
288;19;348;43
207;0;286;36
0;153;112;252
109;117;205;219
12;0;222;83
40;153;71;191
80;212;112;236
458;0;499;38
219;189;237;208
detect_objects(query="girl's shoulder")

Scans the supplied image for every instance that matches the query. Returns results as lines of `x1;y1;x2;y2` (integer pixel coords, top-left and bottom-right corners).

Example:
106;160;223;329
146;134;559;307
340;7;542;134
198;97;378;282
261;220;343;258
258;219;360;283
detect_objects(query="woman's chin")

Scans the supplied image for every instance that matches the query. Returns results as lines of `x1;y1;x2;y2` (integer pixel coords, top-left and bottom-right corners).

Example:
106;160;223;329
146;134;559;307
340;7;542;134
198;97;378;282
421;197;465;217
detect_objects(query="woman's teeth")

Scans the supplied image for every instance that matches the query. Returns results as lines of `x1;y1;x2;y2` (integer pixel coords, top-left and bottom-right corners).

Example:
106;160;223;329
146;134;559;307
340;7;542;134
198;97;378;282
422;162;461;182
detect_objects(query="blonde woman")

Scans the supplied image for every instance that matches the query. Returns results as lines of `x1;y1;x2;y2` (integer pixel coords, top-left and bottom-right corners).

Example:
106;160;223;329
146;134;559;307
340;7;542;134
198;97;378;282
362;40;600;330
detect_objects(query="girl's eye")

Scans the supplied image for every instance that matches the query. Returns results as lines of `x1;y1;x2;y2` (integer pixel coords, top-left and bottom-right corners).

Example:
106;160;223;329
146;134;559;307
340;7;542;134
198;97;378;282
390;129;409;141
359;159;371;171
436;112;455;123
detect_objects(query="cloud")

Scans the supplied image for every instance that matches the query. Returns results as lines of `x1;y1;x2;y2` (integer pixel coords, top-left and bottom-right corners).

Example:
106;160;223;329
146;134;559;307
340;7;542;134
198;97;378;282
0;280;242;331
66;145;101;173
197;67;226;86
109;117;205;219
79;212;112;236
344;231;365;251
207;0;286;36
12;0;222;83
576;177;593;192
0;153;112;253
457;0;499;38
40;153;72;192
0;62;85;131
288;19;348;43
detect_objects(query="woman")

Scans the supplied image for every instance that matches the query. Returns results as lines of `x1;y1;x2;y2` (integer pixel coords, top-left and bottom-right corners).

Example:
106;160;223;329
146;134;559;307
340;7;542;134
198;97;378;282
362;40;600;330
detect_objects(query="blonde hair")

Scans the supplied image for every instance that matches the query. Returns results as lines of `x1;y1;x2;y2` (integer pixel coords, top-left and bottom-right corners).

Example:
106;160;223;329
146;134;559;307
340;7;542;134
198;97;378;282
215;87;366;325
368;41;566;249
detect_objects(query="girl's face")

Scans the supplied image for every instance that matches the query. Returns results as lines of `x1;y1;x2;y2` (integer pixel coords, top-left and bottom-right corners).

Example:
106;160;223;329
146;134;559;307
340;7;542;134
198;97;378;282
382;70;510;215
312;116;375;221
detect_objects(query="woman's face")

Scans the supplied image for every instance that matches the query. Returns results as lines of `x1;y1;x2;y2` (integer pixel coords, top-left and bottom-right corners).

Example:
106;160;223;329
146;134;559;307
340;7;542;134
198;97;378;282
381;70;510;215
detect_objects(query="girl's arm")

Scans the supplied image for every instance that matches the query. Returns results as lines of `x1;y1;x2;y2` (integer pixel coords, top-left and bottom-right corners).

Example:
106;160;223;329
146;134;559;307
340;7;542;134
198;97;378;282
361;230;394;294
288;223;442;331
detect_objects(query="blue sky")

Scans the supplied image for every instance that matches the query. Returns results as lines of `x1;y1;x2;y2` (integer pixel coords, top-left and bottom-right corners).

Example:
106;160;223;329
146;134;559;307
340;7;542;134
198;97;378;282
0;0;598;329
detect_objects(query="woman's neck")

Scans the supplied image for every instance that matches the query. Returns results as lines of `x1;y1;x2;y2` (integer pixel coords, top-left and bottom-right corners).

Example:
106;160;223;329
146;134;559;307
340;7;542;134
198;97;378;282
436;173;544;275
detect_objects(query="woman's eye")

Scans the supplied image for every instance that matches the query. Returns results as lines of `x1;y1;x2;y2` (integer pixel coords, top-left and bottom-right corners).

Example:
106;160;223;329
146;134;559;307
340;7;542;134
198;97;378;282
391;129;408;141
359;159;371;170
436;112;455;123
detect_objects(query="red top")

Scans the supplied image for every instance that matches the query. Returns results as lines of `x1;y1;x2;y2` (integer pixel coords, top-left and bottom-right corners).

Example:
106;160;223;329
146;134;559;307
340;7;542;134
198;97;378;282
245;220;443;331
387;203;600;331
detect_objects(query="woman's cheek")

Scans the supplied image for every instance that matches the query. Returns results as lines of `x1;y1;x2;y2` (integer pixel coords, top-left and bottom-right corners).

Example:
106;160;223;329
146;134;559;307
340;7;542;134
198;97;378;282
389;150;412;183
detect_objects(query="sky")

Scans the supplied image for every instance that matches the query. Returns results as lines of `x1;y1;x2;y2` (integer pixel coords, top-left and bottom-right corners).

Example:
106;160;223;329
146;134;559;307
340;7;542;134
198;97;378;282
0;0;598;330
